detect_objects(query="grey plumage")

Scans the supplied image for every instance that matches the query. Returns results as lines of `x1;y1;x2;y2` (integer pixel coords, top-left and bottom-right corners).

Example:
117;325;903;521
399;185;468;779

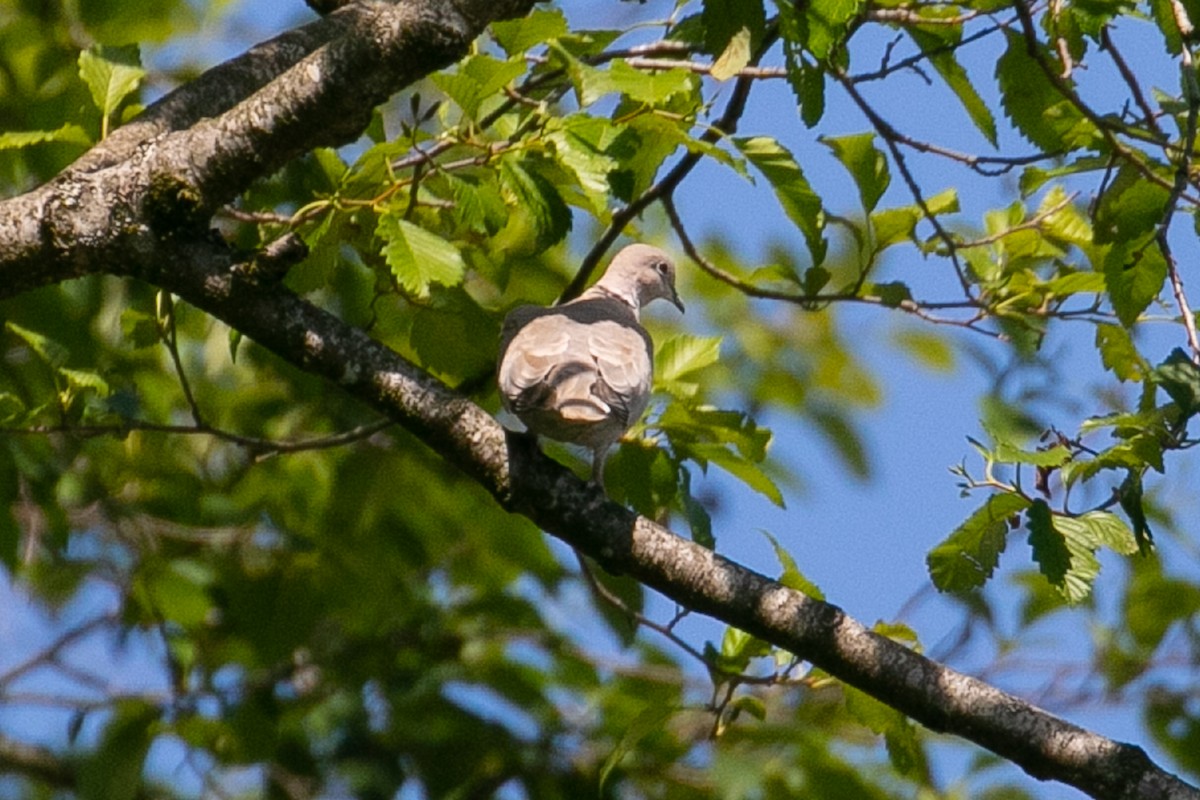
497;244;684;483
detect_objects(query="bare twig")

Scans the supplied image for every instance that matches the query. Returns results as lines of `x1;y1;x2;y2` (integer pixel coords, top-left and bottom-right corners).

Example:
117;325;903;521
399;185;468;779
0;418;394;459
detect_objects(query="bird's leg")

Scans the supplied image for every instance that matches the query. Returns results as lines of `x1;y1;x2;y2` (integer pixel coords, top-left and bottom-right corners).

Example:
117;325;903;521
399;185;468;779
590;446;608;486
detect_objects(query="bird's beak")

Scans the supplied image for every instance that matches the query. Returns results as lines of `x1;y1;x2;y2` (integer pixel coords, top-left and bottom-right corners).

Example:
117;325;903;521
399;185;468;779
670;288;685;314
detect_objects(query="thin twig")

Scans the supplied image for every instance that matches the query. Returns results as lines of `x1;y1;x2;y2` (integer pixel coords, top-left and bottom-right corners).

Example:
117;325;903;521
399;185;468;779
557;29;779;303
0;418;394;459
663;196;1000;335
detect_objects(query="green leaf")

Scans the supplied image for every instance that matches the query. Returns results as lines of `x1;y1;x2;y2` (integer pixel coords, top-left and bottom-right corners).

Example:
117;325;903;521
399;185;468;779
551;45;695;108
1152;347;1200;418
681;468;715;549
1103;239;1167;327
77;699;158;800
809;407;869;478
61;368;111;398
142;559;214;628
1094;164;1171;245
376;213;466;298
1043;271;1105;296
490;7;568;55
703;0;766;57
0;123;92;151
120;309;161;349
712;26;753;80
606;440;678;519
735;136;826;265
5;321;69;367
775;0;826;125
499;158;572;250
804;0;865;62
909;28;997;146
718;626;772;673
993;443;1071;467
547;116;620;213
1095;323;1148;382
431;54;525;120
1026;500;1102;604
893;329;955;372
996;31;1098;151
760;529;824;599
78;45;145;128
1066;511;1139;556
728;694;767;722
822;133;890;212
927;492;1030;593
656;334;722;398
599;704;680;793
684;442;785;507
658;405;773;462
843;684;923;775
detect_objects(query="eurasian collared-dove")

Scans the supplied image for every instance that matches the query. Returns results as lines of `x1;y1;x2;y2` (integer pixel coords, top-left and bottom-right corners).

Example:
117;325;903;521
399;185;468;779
497;244;684;483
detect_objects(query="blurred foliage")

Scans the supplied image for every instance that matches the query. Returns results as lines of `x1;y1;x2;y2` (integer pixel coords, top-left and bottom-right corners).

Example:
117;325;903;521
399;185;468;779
2;0;1200;798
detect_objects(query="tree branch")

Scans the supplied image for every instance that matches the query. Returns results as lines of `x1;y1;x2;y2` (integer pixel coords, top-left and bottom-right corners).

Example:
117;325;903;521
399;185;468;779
0;3;1195;798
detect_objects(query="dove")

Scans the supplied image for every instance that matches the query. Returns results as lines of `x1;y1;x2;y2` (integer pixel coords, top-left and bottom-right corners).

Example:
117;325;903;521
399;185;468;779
497;244;684;483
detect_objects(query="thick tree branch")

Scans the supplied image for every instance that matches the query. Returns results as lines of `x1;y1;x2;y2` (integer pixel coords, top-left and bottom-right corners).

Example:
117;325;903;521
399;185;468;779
0;2;1195;798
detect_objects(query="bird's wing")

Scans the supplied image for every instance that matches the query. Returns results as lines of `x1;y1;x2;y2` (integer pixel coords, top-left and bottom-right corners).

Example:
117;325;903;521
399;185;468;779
585;320;652;429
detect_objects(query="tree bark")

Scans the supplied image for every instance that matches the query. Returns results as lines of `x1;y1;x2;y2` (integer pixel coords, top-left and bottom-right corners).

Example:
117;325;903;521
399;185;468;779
0;2;1194;798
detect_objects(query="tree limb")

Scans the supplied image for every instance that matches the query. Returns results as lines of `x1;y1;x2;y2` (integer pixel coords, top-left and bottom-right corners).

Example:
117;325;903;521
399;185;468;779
0;2;1195;798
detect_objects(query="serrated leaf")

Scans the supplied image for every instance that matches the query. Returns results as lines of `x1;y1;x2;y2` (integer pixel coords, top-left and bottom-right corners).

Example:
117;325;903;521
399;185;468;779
1103;238;1167;327
1095;323;1148;382
656;334;722;385
909;28;997;146
551;45;695;108
927;492;1030;593
712;26;753;81
5;321;69;368
658;405;773;461
719;625;772;672
805;0;865;61
993;443;1071;467
0;123;92;151
491;7;568;55
1094;164;1171;245
822;132;890;212
1152;347;1200;418
685;442;785;507
78;45;145;130
735;136;826;265
996;31;1098;151
1044;271;1105;296
432;54;525;120
1027;500;1100;604
1070;511;1139;556
703;0;766;57
376;214;465;298
759;530;824;599
500;158;572;249
60;368;111;397
871;207;920;248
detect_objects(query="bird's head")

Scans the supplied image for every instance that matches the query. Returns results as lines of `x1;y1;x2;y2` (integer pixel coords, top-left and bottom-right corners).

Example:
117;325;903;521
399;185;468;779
599;244;685;314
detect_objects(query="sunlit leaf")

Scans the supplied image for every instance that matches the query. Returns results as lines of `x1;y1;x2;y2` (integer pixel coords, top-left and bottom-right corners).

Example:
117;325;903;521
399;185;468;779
735;136;826;265
928;492;1030;593
376;212;466;298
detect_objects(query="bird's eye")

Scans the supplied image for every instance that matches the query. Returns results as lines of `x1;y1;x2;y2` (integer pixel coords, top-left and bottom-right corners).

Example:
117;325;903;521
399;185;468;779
655;261;669;275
